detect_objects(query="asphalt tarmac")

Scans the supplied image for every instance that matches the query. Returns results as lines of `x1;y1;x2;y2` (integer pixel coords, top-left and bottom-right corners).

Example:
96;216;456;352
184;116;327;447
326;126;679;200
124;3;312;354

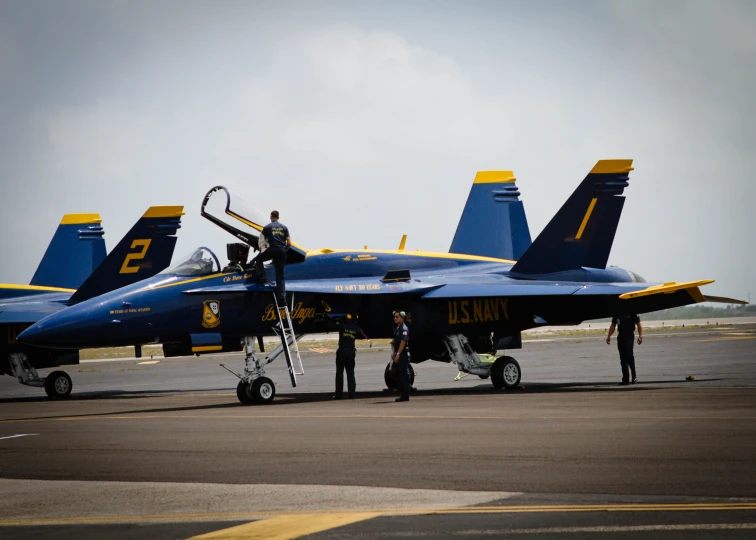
1;324;755;539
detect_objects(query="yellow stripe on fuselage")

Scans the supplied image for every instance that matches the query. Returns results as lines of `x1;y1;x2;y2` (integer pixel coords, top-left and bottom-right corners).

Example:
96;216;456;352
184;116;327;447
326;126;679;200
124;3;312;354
575;198;598;240
192;345;223;352
306;249;515;264
60;214;101;225
152;250;514;291
473;171;516;184
0;284;76;293
150;273;227;290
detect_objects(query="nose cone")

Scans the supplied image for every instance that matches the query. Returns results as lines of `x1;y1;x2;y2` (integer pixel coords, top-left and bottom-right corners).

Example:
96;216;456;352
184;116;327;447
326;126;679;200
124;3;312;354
18;296;126;349
18;306;96;349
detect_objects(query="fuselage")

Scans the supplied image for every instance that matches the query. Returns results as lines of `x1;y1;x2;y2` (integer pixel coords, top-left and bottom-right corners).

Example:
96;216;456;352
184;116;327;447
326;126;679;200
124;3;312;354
18;247;644;357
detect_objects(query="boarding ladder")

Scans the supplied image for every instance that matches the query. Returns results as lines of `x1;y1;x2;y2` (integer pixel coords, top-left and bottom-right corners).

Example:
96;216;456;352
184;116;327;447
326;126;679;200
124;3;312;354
271;291;304;387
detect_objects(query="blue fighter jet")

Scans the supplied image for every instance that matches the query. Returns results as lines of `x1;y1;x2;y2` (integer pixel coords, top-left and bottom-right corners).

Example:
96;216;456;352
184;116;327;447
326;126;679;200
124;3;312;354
2;207;183;398
19;160;741;404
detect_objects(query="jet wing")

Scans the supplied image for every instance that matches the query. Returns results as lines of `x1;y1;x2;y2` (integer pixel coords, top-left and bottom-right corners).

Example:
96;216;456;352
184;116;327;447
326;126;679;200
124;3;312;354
0;299;67;323
420;279;713;319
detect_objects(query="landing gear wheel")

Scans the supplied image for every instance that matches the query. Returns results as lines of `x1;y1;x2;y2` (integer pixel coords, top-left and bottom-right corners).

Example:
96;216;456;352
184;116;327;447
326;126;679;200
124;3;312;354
491;356;521;389
384;362;399;390
44;371;72;399
384;362;415;390
251;377;276;404
236;380;253;405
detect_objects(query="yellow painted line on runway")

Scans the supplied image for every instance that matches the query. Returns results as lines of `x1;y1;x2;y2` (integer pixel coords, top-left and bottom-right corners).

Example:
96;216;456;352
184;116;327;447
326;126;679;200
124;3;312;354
3;503;756;528
3;413;756;424
690;336;756;343
188;512;382;540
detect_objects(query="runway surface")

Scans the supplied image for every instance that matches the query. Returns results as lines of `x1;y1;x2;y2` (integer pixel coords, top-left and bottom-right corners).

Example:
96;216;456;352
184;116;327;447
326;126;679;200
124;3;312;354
1;324;755;538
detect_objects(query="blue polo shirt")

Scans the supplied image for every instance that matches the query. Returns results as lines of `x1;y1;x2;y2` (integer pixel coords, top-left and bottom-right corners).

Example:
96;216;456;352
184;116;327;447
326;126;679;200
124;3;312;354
263;221;289;250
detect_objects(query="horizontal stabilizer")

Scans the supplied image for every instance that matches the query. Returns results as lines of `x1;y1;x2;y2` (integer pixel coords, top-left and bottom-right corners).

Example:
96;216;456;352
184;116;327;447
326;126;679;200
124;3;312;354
30;214;106;290
68;206;184;305
450;171;530;261
511;159;633;275
704;295;749;305
618;280;713;301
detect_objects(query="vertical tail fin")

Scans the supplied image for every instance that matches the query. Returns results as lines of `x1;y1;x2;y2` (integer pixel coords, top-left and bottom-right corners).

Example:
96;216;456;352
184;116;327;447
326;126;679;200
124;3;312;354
511;159;633;275
30;214;106;290
449;171;531;261
68;206;184;305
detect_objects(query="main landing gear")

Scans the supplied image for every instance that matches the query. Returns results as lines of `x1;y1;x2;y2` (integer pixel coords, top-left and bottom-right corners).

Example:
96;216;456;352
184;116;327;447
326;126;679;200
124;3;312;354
383;362;415;391
223;336;287;405
222;294;305;405
443;335;521;390
8;353;73;399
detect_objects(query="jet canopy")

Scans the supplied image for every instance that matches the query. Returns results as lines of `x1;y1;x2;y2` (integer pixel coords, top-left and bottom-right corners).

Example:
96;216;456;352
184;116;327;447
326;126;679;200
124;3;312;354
200;185;306;264
160;247;220;276
201;186;266;250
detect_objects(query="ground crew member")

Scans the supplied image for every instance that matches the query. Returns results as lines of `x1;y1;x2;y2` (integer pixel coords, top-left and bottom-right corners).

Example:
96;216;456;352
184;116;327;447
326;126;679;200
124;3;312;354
606;314;643;385
254;210;291;304
333;314;370;400
392;310;411;402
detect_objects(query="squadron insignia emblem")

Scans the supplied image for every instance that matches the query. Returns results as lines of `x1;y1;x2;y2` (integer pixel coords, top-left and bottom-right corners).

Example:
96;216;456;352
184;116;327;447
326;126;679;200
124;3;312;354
202;300;221;328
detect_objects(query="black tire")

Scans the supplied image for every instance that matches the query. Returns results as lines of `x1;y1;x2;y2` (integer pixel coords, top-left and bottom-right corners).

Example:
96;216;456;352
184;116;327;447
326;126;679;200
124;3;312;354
384;362;399;390
236;380;253;405
491;356;521;389
384;362;415;390
478;374;490;379
251;377;276;404
44;371;72;399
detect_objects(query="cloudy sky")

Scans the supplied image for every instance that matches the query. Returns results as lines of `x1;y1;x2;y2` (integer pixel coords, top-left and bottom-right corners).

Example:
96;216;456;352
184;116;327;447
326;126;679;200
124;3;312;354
1;0;754;301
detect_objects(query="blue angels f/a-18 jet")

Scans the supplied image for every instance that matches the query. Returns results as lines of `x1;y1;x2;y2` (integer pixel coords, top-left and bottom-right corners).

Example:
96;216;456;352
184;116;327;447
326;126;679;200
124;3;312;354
1;207;183;398
19;160;741;404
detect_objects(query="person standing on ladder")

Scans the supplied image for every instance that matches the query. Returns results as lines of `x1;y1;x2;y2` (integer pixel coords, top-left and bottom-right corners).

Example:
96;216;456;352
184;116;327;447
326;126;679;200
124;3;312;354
254;210;291;305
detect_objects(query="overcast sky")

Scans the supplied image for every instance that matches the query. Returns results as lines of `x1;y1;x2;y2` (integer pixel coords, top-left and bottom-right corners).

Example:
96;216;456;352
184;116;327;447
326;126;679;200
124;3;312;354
1;0;754;302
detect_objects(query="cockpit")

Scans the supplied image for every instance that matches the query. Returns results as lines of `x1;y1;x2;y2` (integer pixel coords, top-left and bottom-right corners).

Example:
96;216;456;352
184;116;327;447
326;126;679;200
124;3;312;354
200;185;306;264
160;247;220;276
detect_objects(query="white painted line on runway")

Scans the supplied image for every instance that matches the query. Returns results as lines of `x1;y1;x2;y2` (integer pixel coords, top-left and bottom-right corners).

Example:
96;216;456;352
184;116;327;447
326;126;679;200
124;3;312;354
138;360;160;365
0;433;39;440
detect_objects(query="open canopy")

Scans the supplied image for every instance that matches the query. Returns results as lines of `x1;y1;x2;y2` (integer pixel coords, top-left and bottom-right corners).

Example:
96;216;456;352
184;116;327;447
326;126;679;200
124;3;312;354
200;186;306;264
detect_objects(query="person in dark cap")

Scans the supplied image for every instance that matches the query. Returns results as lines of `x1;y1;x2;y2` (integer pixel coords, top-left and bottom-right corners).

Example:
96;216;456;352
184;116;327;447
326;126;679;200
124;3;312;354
254;210;291;305
332;314;370;399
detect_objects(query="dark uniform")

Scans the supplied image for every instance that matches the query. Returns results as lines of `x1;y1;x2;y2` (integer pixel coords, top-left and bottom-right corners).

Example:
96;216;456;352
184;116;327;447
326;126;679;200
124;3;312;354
334;321;362;399
255;221;289;304
612;314;640;384
392;322;411;401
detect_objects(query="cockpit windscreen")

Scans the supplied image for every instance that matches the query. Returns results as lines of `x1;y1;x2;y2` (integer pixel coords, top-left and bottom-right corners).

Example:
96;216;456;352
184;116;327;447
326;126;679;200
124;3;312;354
160;247;220;276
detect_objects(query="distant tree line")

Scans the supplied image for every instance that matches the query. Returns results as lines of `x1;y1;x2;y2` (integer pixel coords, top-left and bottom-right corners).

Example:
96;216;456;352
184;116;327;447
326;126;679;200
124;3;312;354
638;303;755;321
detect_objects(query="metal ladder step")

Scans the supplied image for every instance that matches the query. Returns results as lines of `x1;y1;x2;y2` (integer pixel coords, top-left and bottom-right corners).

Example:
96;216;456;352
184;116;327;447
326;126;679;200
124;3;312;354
272;292;304;387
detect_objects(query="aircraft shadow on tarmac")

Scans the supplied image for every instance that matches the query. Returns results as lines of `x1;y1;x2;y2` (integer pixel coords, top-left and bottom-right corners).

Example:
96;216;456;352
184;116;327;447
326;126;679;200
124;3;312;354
1;379;721;422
